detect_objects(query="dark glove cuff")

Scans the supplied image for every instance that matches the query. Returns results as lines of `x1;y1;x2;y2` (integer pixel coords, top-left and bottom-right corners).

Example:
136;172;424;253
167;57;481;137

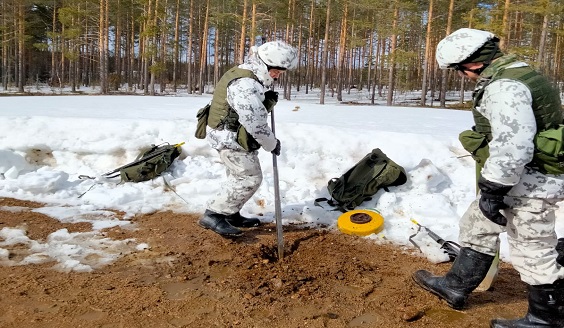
477;177;513;196
556;238;564;252
263;99;276;112
264;91;278;102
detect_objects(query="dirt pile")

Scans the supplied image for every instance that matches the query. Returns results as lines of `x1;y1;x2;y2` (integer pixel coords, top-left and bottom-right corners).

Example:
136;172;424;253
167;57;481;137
0;198;527;328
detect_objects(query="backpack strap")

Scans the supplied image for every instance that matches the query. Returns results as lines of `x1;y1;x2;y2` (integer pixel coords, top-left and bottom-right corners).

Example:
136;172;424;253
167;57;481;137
313;197;366;212
101;142;176;178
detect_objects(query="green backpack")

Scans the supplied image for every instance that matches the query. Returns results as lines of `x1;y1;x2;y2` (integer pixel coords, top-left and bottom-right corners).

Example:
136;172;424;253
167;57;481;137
102;142;183;182
316;148;407;211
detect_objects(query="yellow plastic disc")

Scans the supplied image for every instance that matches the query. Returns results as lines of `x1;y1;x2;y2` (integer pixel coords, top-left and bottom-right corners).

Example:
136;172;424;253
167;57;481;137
337;209;384;236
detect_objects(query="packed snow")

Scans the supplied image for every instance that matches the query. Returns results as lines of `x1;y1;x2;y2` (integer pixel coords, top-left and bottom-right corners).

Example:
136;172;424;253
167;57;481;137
0;88;562;272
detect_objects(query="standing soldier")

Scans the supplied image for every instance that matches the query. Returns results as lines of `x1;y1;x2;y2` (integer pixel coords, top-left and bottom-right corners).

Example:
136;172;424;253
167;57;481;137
198;41;298;237
412;28;564;327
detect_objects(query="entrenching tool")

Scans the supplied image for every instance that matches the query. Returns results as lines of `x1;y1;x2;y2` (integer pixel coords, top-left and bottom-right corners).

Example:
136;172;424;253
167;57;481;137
270;110;284;260
409;219;499;291
409;219;461;261
475;244;500;291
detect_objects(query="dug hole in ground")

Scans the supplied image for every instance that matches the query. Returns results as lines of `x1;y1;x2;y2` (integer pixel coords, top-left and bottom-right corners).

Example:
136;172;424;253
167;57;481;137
0;197;527;328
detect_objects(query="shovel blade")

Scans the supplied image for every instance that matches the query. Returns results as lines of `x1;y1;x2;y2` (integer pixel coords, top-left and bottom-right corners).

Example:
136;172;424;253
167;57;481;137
475;250;500;291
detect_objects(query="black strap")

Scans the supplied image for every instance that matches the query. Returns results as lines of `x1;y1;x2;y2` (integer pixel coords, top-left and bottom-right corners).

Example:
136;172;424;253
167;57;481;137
313;197;368;213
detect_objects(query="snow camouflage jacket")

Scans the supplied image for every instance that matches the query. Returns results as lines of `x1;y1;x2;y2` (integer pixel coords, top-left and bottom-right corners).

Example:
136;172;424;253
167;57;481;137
205;48;278;153
473;55;564;199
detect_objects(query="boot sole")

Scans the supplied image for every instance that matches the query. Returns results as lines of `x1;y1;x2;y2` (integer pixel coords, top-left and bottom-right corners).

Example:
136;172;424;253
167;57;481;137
198;221;243;237
226;221;260;228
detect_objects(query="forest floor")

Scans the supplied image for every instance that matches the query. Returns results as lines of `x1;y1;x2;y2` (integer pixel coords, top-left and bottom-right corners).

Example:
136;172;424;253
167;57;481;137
0;197;528;328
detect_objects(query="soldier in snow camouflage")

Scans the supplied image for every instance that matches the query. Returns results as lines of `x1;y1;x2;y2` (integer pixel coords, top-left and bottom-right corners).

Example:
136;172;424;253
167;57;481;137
198;41;298;237
412;28;564;328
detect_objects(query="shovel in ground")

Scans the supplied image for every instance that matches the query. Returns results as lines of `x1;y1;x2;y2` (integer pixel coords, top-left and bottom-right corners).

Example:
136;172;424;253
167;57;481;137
270;109;284;260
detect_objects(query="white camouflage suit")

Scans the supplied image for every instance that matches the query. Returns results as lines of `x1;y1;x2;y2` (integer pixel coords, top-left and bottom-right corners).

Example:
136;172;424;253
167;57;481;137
459;59;564;285
205;48;279;216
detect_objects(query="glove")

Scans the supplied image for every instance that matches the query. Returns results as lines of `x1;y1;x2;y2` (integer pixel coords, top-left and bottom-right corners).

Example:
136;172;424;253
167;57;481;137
263;91;279;113
271;139;281;156
556;238;564;266
264;90;279;103
477;177;512;226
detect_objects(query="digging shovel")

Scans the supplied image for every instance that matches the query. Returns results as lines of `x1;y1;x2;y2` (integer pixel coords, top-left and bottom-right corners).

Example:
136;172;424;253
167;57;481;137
270;109;284;260
476;244;500;291
474;167;500;291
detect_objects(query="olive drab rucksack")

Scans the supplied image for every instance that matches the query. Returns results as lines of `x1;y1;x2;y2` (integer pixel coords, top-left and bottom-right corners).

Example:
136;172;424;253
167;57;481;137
101;142;184;183
315;148;407;212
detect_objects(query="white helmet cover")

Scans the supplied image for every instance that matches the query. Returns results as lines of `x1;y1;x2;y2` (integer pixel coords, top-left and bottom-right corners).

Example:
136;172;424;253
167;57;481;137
257;41;298;70
436;28;496;69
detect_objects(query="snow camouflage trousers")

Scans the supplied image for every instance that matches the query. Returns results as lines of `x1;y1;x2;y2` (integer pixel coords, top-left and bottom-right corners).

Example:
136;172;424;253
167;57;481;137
206;149;262;215
459;196;564;285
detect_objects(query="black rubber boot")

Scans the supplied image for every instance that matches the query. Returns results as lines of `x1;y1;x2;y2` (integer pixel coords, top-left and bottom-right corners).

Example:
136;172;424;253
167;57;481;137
198;210;242;237
490;279;564;328
226;212;261;228
413;247;495;310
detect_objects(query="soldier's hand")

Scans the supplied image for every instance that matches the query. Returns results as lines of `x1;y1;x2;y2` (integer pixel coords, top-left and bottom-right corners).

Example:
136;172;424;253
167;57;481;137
556;238;564;266
264;90;279;103
263;91;279;113
477;177;512;226
271;139;281;156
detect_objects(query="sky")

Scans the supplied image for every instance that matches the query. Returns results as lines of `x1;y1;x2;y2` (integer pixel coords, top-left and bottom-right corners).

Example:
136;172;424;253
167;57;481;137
0;88;562;273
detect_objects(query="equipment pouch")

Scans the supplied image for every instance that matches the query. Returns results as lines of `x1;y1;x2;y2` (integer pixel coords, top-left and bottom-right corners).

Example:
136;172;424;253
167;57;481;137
195;104;211;139
459;129;490;167
236;125;261;152
533;124;564;174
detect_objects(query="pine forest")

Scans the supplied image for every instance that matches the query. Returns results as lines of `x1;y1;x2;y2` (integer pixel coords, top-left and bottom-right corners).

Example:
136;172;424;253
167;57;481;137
1;0;564;107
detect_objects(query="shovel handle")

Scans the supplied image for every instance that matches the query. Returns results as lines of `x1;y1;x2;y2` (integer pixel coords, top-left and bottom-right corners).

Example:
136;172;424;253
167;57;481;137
271;109;284;260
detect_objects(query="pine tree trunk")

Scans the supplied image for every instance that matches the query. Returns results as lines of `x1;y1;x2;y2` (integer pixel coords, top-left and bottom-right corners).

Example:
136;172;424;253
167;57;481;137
17;1;25;92
149;0;159;96
319;0;331;105
536;12;549;73
499;0;511;49
386;4;398;106
187;0;194;93
128;13;135;91
305;0;315;94
420;0;433;106
214;25;220;86
439;0;454;108
198;0;209;95
2;0;10;90
114;0;122;91
367;29;374;102
336;2;348;102
172;0;180;92
99;0;109;94
238;0;247;64
250;1;256;45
